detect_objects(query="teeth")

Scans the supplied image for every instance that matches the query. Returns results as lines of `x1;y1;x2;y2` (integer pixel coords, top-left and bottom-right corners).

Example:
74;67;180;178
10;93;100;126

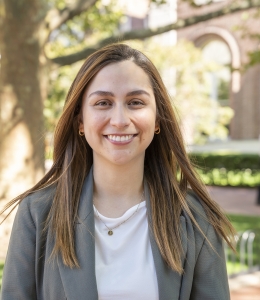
107;135;134;142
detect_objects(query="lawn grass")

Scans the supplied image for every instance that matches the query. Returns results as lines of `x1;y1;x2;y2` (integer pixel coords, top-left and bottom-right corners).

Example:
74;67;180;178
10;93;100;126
228;214;260;232
226;214;260;274
226;261;248;275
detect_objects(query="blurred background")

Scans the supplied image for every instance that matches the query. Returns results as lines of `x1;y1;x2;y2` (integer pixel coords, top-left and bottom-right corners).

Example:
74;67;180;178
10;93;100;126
0;0;260;298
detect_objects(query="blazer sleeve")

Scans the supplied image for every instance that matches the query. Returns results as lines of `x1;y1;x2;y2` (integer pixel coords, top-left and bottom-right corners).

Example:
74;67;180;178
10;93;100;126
1;196;37;300
190;222;230;300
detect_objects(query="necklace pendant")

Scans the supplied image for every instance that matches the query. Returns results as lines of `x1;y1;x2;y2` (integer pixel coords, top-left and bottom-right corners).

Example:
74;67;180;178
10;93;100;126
108;230;113;236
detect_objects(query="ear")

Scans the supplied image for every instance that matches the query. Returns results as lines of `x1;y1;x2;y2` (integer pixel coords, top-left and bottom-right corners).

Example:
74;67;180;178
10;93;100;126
155;120;160;131
78;115;84;132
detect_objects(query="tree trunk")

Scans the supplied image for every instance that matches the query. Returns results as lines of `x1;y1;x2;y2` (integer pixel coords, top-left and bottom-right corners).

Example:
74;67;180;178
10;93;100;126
0;0;46;205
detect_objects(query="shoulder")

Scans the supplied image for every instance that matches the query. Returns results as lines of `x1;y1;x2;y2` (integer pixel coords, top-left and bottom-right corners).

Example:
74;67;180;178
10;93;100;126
186;189;205;212
17;184;56;226
184;192;230;298
184;189;225;258
182;189;212;248
185;189;208;228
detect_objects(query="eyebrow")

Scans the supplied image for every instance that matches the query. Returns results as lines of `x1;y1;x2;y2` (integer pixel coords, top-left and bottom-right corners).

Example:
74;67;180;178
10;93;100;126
88;89;151;98
126;90;150;97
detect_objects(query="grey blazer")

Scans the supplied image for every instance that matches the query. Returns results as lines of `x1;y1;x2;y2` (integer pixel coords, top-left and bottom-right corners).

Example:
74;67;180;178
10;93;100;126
1;169;230;300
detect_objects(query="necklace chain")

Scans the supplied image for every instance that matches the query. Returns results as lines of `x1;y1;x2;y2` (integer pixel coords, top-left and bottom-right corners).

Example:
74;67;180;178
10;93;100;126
94;191;144;236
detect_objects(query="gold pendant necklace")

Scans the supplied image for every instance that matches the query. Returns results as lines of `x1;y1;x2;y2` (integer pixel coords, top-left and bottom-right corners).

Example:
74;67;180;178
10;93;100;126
94;192;144;236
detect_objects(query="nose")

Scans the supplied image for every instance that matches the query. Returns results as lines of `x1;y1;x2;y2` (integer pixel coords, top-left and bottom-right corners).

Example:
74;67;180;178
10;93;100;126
110;105;130;128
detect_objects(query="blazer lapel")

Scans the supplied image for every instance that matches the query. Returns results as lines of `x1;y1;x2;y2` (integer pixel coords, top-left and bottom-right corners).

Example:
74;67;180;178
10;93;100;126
145;182;187;300
58;171;188;300
58;167;98;300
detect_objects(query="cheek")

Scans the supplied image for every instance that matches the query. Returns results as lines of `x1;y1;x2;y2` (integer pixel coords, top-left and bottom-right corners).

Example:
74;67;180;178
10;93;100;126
139;121;156;144
83;111;104;131
139;111;156;131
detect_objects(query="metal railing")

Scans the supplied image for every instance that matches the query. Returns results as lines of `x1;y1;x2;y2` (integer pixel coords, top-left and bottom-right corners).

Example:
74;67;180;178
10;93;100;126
225;230;260;277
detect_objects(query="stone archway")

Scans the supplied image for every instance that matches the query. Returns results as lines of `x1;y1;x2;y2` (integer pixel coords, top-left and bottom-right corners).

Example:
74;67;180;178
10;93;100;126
188;26;242;138
177;3;260;139
191;26;241;94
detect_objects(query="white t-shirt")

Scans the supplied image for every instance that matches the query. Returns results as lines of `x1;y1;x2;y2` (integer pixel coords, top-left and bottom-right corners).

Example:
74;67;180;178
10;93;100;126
94;201;159;300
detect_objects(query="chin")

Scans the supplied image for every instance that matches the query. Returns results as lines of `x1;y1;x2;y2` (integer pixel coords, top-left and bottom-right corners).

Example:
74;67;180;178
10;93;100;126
93;150;145;167
105;153;141;166
109;156;133;165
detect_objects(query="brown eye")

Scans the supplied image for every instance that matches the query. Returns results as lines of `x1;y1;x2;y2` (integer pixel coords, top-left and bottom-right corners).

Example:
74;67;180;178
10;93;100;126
129;100;144;106
95;100;111;106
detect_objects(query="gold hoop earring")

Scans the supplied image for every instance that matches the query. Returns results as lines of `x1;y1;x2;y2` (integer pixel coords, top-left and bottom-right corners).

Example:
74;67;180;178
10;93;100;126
79;130;85;136
155;128;160;134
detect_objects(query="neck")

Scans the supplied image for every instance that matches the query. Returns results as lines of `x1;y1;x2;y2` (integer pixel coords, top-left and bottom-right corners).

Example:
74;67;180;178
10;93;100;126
93;159;144;217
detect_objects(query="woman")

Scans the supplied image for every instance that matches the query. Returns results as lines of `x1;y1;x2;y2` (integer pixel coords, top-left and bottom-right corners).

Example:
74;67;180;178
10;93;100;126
1;43;235;300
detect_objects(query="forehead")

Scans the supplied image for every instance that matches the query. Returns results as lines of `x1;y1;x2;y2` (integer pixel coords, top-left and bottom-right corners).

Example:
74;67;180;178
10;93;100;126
85;60;153;94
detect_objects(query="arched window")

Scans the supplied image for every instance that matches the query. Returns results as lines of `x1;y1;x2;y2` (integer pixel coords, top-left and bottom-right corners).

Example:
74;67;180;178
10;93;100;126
202;40;231;106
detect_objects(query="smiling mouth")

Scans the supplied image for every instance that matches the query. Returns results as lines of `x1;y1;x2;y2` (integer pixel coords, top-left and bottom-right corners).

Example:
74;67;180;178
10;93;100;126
106;134;137;142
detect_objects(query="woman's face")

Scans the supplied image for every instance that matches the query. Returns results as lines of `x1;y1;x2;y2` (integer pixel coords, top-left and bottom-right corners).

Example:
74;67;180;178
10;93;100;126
79;60;158;167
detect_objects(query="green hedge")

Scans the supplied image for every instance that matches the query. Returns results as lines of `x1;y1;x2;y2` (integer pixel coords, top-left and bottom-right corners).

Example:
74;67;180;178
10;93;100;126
190;153;260;187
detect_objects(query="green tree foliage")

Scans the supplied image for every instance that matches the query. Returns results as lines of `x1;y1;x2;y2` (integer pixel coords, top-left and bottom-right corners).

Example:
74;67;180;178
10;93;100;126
46;0;124;57
45;64;80;132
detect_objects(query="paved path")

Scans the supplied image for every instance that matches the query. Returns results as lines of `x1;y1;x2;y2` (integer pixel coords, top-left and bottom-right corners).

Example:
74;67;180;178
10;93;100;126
207;186;260;216
229;271;260;300
188;139;260;154
231;286;260;300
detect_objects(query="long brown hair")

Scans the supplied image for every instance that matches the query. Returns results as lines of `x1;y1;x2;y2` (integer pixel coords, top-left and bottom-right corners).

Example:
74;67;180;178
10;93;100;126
1;43;235;273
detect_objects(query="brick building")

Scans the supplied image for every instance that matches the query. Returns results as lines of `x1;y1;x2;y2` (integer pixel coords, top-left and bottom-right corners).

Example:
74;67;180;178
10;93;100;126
177;0;260;140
